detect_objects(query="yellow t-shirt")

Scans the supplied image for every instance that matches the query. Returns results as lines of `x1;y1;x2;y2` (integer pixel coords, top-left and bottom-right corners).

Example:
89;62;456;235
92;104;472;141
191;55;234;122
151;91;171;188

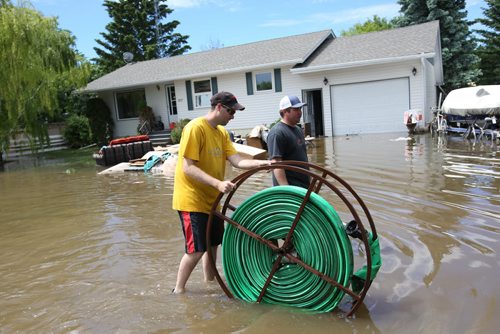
172;117;237;214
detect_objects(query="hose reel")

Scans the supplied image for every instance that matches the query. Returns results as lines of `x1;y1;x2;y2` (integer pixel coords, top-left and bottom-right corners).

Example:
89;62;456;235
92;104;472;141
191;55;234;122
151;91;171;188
206;161;381;316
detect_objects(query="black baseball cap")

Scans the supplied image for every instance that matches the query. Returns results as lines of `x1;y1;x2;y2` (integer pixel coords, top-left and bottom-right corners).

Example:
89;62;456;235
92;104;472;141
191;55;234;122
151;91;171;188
210;91;245;110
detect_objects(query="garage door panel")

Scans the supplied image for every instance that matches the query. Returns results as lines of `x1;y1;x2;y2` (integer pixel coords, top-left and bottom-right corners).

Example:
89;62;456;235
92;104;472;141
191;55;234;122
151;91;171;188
331;78;410;135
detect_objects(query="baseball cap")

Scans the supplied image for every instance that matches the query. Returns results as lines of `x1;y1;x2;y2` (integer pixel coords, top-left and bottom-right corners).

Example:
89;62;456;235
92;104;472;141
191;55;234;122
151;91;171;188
279;95;307;110
210;91;245;110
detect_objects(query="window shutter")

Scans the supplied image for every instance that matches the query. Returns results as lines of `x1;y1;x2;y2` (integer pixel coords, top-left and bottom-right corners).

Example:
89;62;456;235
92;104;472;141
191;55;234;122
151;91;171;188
211;77;218;95
185;80;193;110
245;72;254;95
274;68;282;92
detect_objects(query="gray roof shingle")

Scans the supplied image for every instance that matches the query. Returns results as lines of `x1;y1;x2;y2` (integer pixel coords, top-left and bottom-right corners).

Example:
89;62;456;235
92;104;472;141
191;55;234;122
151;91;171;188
293;21;440;72
85;30;333;92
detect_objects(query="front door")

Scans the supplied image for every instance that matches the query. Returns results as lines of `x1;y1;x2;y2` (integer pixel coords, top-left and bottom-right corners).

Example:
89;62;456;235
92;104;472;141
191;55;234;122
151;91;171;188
302;89;324;137
165;84;178;127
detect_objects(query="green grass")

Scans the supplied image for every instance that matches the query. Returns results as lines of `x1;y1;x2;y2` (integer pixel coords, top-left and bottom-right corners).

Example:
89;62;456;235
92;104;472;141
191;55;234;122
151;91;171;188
35;146;98;170
39;146;97;163
0;146;98;172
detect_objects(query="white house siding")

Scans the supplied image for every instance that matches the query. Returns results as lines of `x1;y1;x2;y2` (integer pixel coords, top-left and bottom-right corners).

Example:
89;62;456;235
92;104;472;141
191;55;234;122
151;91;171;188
225;67;327;133
174;69;305;137
172;67;341;137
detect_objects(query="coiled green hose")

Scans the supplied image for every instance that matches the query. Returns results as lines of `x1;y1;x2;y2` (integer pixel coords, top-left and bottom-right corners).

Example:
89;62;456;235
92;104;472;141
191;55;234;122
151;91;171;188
222;186;353;313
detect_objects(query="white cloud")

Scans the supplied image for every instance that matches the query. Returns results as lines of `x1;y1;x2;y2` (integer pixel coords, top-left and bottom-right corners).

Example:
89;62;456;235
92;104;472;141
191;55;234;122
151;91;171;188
260;3;400;28
168;0;207;8
168;0;242;11
311;4;401;25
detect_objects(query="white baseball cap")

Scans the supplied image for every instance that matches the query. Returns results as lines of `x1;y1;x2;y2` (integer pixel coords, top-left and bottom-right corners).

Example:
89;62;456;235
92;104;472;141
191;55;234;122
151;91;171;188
279;95;306;110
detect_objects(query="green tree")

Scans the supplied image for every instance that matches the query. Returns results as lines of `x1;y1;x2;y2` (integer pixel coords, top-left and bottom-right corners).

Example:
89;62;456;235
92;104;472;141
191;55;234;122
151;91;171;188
94;0;191;74
85;97;113;146
474;0;499;85
396;0;481;90
0;1;89;162
340;15;395;36
53;57;95;120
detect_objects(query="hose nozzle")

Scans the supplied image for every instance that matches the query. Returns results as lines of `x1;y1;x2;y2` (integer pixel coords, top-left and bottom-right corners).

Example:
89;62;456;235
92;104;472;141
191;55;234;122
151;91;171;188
345;220;363;239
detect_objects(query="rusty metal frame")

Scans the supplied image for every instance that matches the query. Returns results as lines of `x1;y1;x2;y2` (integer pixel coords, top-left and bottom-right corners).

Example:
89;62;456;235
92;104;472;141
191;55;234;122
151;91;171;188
206;161;378;317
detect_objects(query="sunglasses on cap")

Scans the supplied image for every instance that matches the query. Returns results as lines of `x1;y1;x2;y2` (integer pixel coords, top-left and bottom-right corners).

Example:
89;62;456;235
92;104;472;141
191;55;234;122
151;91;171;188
221;104;236;116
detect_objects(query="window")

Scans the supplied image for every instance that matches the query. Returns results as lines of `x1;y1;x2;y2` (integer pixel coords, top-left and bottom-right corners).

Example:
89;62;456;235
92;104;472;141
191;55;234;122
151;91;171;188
256;72;273;91
116;89;146;120
193;79;212;108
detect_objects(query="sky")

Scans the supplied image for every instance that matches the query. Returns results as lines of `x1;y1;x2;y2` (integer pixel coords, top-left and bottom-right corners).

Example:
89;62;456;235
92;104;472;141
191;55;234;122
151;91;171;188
31;0;487;60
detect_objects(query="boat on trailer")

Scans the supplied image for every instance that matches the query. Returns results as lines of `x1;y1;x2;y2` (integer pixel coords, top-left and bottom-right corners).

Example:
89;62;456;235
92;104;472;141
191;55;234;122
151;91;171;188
441;85;500;140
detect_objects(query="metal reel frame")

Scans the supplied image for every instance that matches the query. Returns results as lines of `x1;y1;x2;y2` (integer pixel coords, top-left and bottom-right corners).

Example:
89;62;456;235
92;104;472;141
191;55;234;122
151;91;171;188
206;161;378;317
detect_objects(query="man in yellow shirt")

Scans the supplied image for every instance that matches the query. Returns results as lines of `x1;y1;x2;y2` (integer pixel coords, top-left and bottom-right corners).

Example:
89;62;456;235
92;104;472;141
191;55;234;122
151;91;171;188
172;91;270;293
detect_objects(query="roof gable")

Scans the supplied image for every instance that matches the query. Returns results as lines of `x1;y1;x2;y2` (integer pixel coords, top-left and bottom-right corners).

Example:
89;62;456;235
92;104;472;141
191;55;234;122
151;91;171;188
293;20;441;72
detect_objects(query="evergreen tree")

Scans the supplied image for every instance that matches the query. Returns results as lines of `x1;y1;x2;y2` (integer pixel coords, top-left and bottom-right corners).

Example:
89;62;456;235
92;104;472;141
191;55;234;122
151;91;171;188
474;0;499;85
397;0;481;90
94;0;190;74
341;15;395;36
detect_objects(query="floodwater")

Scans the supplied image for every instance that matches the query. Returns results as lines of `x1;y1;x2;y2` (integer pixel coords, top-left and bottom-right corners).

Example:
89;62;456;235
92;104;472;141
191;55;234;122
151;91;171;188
0;133;499;333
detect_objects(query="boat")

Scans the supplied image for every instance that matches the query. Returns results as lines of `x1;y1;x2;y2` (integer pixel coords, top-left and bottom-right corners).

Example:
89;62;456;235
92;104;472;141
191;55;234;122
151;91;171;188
441;85;500;140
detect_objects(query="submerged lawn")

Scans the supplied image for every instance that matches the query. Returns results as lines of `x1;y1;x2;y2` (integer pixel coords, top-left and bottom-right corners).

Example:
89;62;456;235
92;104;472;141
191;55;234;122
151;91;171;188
2;146;98;172
41;146;97;162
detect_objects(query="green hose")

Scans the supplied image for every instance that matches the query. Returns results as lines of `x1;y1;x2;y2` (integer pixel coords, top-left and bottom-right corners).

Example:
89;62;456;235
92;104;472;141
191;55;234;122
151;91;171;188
222;186;353;313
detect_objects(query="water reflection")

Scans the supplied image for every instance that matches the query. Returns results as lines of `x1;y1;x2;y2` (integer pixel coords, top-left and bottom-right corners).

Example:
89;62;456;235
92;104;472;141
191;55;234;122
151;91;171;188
0;133;499;333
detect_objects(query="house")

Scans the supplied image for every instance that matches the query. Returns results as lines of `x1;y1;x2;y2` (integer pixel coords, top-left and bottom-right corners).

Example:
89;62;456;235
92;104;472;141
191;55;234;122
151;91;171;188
84;20;443;138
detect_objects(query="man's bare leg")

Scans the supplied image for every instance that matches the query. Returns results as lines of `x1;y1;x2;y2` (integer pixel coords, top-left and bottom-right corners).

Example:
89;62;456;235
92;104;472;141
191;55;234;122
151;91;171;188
173;252;204;294
202;246;218;282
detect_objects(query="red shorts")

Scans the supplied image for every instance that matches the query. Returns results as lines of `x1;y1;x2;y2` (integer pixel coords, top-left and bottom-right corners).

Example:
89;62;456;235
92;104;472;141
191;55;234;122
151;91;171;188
178;211;224;254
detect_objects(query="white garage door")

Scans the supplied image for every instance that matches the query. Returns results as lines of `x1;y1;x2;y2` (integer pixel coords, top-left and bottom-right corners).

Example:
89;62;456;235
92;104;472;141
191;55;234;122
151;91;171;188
331;78;410;135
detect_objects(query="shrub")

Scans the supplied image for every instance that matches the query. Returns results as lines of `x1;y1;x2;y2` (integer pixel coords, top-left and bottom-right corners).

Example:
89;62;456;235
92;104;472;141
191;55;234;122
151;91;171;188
63;114;92;148
170;127;182;144
85;97;113;146
170;118;191;144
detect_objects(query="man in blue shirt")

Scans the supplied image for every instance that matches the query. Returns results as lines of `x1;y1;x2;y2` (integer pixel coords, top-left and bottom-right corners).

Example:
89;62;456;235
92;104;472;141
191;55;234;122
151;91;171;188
267;95;310;188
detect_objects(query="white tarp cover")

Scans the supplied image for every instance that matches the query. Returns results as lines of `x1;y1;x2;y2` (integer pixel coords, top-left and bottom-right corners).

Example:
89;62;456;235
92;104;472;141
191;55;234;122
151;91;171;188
442;85;500;116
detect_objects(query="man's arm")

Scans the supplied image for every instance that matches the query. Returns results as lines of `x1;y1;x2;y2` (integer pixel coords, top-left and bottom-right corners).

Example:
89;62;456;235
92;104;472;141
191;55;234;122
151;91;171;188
270;157;288;185
266;128;288;185
182;157;234;193
227;154;270;169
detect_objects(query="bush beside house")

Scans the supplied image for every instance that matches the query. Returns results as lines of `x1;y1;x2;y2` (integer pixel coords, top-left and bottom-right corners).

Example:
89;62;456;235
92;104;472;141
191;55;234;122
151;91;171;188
170;119;191;144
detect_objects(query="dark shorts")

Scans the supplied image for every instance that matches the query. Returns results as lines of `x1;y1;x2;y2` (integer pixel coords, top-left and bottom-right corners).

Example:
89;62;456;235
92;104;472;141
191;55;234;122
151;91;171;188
178;211;224;254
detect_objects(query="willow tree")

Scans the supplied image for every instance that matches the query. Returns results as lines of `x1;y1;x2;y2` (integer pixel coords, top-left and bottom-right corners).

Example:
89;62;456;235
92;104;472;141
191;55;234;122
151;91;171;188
0;1;88;161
